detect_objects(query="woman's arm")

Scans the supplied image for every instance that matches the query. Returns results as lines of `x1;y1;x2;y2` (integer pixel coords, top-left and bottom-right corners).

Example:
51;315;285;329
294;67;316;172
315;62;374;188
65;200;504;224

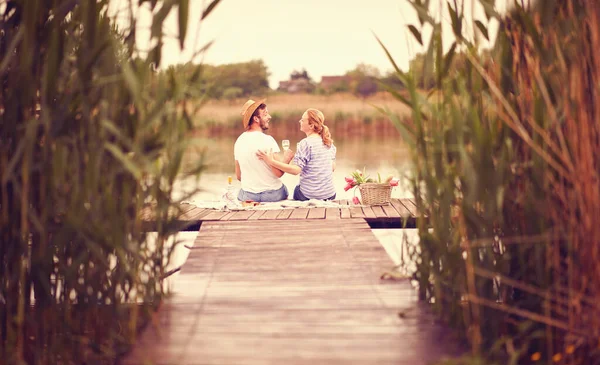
257;150;301;175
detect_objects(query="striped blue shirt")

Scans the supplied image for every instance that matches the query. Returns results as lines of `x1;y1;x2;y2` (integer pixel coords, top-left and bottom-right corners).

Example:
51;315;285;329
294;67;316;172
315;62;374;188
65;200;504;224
293;136;336;199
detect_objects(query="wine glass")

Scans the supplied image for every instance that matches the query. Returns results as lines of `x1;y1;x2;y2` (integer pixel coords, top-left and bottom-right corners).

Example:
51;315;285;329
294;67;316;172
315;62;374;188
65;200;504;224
282;139;290;151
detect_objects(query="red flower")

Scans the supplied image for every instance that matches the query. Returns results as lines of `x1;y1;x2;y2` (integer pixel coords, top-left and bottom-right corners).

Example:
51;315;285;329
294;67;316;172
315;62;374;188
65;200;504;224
389;178;399;187
343;183;354;192
344;176;354;183
352;196;360;205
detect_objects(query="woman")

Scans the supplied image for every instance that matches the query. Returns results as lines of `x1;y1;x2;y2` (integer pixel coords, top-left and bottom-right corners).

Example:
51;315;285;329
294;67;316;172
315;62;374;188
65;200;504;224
257;108;336;201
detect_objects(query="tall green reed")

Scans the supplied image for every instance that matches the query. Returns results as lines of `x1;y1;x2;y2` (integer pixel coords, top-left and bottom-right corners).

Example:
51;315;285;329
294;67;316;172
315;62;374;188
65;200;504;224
380;0;600;363
0;1;218;363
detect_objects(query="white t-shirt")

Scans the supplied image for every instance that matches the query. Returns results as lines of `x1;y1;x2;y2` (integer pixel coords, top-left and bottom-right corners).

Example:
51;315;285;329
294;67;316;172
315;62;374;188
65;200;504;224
234;131;282;193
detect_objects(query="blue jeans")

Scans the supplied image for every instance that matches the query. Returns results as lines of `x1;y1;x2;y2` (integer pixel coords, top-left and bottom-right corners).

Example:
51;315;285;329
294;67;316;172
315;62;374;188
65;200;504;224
293;185;336;201
238;184;289;203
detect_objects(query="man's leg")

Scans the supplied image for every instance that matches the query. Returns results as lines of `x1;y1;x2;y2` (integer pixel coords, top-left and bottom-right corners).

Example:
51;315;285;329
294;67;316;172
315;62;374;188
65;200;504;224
259;184;289;202
238;189;262;202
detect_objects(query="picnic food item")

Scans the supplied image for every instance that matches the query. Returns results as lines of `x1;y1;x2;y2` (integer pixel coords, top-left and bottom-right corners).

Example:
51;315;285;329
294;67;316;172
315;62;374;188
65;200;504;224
242;200;260;207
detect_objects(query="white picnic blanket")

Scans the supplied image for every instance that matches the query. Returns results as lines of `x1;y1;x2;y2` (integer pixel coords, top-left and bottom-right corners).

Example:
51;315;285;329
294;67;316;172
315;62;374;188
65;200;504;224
181;199;353;211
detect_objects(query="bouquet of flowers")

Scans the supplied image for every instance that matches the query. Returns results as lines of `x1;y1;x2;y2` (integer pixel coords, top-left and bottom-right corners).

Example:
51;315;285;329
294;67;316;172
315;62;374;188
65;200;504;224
344;169;399;205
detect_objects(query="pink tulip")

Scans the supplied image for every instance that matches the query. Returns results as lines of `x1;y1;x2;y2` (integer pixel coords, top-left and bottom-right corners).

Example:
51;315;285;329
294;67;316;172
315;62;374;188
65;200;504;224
352;196;360;205
389;178;399;187
344;176;354;183
344;183;353;192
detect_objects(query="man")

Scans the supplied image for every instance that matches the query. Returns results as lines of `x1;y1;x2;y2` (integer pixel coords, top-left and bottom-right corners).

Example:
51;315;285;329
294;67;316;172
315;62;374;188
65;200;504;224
234;98;293;202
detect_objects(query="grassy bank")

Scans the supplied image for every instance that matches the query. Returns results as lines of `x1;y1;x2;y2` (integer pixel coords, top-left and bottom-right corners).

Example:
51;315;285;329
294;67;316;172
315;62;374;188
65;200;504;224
192;92;411;138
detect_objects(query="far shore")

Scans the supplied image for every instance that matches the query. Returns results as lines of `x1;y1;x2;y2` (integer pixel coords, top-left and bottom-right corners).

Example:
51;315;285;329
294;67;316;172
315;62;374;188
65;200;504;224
192;92;412;138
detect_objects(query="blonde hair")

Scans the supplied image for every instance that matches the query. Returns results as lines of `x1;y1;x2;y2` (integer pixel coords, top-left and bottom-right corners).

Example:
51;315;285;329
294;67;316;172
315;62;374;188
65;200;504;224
305;108;333;147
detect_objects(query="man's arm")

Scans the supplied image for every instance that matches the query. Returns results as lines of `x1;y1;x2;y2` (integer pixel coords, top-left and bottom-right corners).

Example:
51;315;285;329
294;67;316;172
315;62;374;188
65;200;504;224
235;160;241;181
270;154;285;177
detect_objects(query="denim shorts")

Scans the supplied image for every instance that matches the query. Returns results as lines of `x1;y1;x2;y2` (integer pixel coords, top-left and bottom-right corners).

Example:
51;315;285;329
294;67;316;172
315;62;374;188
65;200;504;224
237;184;289;203
293;185;336;201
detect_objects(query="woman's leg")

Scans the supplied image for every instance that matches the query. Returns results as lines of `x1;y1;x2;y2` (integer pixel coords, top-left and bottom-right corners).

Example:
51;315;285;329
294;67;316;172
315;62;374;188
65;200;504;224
293;185;309;201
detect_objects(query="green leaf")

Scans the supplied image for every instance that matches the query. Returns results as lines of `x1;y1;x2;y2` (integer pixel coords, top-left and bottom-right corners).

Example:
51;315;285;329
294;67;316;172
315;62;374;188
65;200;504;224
151;0;176;39
479;0;499;20
447;2;462;38
105;142;143;180
374;32;405;77
475;20;489;41
121;61;141;103
407;25;423;45
409;0;435;25
178;0;189;49
201;0;222;20
441;42;457;78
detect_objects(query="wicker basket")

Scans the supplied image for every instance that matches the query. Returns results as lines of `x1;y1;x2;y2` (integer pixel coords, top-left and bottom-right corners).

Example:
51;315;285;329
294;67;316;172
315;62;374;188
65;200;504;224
358;183;392;205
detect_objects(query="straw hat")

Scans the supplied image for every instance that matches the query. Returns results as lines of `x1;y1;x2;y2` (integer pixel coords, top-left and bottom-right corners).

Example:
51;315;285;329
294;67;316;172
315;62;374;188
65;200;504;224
240;98;266;129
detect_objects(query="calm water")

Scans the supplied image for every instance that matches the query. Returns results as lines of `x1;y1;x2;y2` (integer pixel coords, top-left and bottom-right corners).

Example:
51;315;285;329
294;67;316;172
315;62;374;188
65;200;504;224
175;134;414;202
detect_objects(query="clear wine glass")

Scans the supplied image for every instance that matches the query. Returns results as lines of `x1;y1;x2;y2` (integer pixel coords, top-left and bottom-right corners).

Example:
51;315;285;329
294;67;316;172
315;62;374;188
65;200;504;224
282;139;290;151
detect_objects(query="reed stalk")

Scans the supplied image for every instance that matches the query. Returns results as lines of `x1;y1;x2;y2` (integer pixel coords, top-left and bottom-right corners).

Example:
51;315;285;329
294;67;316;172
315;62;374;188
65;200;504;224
381;0;600;363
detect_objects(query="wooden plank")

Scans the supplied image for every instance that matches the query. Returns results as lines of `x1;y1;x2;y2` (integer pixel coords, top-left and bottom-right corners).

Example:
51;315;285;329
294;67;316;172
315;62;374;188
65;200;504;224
289;208;309;220
325;208;340;219
179;206;201;220
307;207;325;219
349;207;365;218
258;209;283;220
391;199;411;218
184;208;211;221
201;211;229;221
219;212;236;221
370;205;387;218
361;206;377;219
228;210;257;221
177;204;197;217
340;207;351;219
381;204;401;218
276;209;294;220
247;210;266;220
400;198;417;217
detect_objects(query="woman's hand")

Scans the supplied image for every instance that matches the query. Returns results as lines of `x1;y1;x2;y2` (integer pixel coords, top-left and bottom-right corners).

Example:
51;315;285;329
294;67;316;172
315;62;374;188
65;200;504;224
256;149;275;165
283;149;295;163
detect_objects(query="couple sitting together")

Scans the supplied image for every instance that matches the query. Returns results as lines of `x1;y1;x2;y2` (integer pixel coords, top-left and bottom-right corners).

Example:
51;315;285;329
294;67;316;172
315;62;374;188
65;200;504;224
234;98;336;203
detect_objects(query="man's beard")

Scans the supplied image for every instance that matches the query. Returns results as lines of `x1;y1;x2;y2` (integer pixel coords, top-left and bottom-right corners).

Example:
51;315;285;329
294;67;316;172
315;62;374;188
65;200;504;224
260;120;269;131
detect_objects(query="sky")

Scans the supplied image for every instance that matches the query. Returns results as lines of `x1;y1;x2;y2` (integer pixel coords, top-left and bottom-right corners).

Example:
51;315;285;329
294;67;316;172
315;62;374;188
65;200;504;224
112;0;509;88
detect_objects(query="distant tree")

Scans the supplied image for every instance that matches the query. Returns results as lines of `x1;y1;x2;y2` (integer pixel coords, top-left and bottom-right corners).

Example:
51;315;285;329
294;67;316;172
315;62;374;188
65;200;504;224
381;71;405;90
158;60;271;99
290;69;311;81
354;77;379;98
345;63;381;98
222;87;244;100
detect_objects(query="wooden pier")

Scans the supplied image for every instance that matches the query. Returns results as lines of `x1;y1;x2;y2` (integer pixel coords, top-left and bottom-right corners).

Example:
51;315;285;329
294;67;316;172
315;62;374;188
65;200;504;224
141;198;422;231
124;210;463;364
